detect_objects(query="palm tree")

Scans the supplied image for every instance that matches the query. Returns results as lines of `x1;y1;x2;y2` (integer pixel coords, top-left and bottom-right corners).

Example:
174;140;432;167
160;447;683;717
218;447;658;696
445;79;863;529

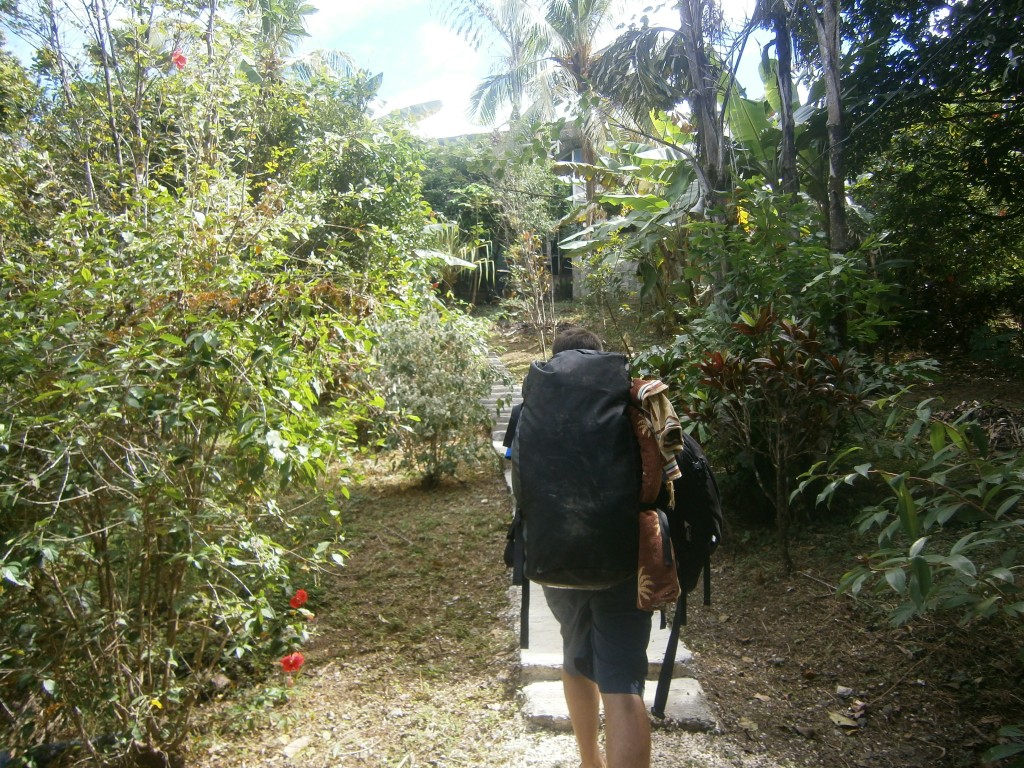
675;0;728;208
246;0;317;79
445;0;621;298
445;0;618;160
444;0;545;125
805;0;849;255
540;0;618;180
588;0;732;214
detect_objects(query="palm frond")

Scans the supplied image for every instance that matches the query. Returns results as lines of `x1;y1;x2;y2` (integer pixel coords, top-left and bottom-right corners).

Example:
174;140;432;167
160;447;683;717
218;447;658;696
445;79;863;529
285;48;356;82
591;26;688;126
386;100;444;122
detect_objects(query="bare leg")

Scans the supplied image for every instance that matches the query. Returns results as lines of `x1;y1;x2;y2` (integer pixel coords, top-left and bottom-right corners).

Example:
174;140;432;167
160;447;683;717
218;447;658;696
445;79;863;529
561;671;606;768
601;693;650;768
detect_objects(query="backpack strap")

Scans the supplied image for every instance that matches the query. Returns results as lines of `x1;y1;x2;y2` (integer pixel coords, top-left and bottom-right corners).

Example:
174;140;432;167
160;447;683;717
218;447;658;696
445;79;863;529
506;506;529;648
502;408;530;647
703;553;712;606
651;592;686;719
519;579;530;649
502;403;522;459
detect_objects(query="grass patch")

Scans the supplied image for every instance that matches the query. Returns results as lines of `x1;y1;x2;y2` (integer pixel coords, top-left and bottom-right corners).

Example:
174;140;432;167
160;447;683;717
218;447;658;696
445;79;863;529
189;457;523;767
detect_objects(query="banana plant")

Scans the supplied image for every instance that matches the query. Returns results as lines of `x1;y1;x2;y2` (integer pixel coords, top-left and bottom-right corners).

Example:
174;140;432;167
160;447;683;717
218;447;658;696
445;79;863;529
416;220;495;302
558;113;705;314
722;52;830;212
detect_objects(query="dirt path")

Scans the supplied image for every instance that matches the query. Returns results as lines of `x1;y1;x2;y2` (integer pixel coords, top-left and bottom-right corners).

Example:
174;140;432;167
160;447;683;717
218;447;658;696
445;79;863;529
182;456;776;768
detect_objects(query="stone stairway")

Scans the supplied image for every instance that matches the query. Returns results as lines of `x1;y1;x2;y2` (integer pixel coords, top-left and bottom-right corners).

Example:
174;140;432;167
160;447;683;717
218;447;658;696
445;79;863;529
483;367;717;734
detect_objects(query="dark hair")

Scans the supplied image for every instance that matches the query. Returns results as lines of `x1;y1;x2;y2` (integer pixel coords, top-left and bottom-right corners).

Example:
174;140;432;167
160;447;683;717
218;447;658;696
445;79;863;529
551;326;603;354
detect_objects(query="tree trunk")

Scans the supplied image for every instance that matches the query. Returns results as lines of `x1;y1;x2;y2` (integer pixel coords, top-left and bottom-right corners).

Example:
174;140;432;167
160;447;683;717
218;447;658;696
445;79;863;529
91;0;126;183
773;10;799;194
204;0;220;163
44;0;97;200
810;0;849;254
678;0;725;207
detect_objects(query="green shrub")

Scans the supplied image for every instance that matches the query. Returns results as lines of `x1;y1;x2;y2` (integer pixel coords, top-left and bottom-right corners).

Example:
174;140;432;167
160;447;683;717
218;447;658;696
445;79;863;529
0;191;366;761
372;309;509;487
806;398;1024;627
680;308;882;569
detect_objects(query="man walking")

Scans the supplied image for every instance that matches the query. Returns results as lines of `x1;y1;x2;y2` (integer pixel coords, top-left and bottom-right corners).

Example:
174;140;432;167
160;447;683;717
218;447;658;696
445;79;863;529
517;326;653;768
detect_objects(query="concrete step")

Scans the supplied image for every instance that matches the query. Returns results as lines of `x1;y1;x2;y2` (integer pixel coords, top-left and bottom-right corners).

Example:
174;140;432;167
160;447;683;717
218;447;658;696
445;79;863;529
522;678;716;732
509;584;715;732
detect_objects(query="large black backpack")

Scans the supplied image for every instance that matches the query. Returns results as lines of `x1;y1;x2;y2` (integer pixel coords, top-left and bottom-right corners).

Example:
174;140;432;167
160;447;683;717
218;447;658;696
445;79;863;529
510;349;640;589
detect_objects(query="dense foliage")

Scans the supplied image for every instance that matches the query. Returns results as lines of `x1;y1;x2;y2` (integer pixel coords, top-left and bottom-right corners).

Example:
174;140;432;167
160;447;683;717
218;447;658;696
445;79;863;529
0;0;1021;763
372;307;508;487
839;0;1024;354
808;398;1024;628
447;3;1021;662
0;2;499;763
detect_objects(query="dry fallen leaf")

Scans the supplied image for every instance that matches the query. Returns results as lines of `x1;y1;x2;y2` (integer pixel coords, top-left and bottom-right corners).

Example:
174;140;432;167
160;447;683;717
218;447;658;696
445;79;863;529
829;712;860;729
282;736;312;759
738;717;760;732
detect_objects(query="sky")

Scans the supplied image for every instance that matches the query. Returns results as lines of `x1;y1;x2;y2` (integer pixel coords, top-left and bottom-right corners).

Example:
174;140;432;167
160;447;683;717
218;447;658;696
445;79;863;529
0;0;763;139
295;0;764;139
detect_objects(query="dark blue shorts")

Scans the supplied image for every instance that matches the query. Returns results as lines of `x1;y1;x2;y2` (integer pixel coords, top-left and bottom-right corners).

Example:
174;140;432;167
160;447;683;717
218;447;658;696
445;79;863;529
542;579;653;696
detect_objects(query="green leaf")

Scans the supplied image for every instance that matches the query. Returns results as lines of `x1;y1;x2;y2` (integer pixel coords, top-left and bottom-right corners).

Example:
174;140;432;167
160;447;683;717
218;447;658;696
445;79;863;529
884;567;906;594
240;59;263;85
1004;601;1024;617
942;554;976;578
944;424;966;449
896;483;921;539
160;333;185;347
934;503;962;525
597;193;667;212
987;567;1014;583
723;95;773;166
909;537;928;558
978;745;1024;765
983;743;1024;761
910;557;932;607
950;531;978;555
1;566;28;587
996;494;1021;519
890;601;918;626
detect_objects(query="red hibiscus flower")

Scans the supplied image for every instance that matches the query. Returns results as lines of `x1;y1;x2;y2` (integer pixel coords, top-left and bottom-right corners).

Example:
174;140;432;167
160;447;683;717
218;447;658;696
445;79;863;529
171;49;187;70
289;589;308;609
280;652;305;673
